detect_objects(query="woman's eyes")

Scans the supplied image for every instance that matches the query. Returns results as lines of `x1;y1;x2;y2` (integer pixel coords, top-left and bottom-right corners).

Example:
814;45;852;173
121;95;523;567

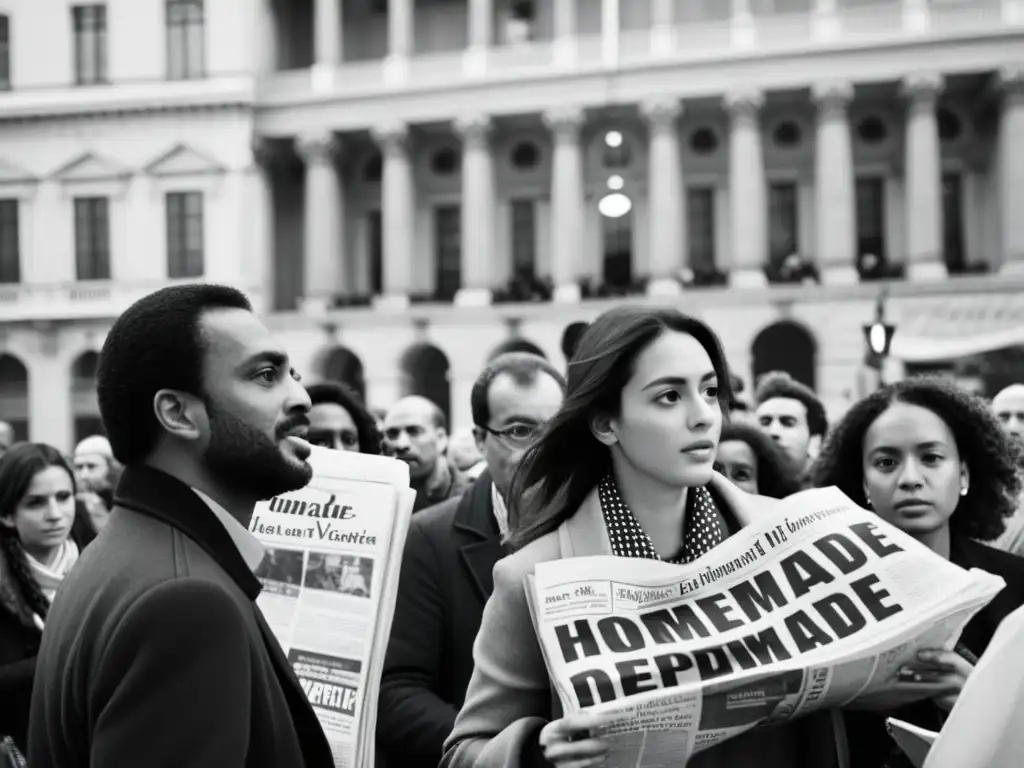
656;385;718;403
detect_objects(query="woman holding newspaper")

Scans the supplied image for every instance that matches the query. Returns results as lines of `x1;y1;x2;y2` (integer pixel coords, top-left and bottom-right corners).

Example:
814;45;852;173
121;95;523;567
441;306;847;768
813;377;1024;768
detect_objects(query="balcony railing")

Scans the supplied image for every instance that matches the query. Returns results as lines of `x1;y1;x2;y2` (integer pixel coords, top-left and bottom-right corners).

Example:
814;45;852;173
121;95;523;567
258;0;1017;103
0;280;267;322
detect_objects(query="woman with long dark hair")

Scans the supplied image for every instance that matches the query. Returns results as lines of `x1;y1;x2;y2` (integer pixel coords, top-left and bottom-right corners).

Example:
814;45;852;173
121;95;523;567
0;443;80;751
305;381;383;455
813;377;1024;768
714;420;803;498
441;306;846;768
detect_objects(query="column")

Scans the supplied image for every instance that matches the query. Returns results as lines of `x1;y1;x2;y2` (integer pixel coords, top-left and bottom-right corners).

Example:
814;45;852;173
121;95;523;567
455;114;496;306
253;0;276;75
554;0;577;66
544;106;587;303
601;0;620;68
464;0;494;77
249;138;277;314
1006;0;1023;24
312;0;341;91
30;353;72;453
731;0;756;49
642;97;685;296
902;73;945;280
296;132;345;313
999;66;1024;274
725;90;767;286
385;0;413;84
812;0;839;42
373;121;416;308
903;0;930;34
650;0;675;56
813;80;857;284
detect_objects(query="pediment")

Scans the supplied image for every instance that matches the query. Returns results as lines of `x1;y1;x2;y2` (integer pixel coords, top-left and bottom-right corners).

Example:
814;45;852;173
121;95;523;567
51;152;130;184
0;157;37;185
144;143;225;178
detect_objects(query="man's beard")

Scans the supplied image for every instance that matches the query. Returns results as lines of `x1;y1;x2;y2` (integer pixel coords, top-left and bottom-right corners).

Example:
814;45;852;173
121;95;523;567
203;398;312;500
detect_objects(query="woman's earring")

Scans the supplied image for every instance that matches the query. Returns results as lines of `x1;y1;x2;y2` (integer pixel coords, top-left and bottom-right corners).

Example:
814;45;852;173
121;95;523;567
960;485;968;497
864;492;871;506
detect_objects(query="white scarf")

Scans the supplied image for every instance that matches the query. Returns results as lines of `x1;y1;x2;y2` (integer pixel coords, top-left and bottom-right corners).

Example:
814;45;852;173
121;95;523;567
26;540;79;603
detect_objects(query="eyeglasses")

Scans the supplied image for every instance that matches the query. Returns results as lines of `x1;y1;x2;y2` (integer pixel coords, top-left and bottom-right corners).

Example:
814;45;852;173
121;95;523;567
477;423;542;448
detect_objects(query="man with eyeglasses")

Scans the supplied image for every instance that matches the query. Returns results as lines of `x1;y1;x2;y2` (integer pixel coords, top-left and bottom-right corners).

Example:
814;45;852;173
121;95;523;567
377;352;565;768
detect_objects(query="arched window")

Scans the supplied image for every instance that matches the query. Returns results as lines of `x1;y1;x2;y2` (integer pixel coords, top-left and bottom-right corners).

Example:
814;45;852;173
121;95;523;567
752;322;817;391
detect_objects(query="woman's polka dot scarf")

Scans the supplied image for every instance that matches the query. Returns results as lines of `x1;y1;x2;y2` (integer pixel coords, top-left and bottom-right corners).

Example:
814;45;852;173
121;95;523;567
597;474;726;564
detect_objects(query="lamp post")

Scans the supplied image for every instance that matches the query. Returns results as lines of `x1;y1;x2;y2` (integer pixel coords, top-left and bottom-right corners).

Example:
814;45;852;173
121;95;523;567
863;292;897;388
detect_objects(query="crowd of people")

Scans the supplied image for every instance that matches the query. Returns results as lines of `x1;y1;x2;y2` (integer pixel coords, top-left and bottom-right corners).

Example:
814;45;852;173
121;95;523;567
1;283;1024;767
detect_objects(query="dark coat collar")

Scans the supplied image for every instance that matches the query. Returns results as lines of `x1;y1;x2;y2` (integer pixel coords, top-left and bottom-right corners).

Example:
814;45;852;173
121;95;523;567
114;465;263;601
453;471;505;602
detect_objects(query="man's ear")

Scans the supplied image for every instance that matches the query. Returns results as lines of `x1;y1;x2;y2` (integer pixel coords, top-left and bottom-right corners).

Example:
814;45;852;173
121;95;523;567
590;412;618;447
807;433;823;462
153;389;205;442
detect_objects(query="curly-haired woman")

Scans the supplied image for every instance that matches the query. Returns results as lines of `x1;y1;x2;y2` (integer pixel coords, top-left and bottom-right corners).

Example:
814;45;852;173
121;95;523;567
0;443;80;751
715;420;804;498
813;376;1024;768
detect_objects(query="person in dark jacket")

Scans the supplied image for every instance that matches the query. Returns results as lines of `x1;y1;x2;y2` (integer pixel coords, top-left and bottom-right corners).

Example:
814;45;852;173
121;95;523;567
814;376;1024;768
378;352;565;768
28;284;334;768
0;444;80;752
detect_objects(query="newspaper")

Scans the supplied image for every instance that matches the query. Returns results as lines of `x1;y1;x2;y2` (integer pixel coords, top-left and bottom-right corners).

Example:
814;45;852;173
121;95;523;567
249;446;416;768
524;487;1005;767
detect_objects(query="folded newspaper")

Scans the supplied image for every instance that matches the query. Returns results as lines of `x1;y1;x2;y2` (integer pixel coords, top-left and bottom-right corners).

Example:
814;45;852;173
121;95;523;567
249;446;416;768
524;486;1004;767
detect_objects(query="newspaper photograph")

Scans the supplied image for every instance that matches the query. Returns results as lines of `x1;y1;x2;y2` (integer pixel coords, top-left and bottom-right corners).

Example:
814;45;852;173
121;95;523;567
525;486;1005;766
250;447;414;768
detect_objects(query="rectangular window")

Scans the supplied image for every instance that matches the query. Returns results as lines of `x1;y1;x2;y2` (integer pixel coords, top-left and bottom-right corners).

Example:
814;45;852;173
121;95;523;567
166;0;205;80
368;210;382;294
74;197;111;280
166;191;204;278
0;15;10;91
509;199;536;279
943;172;965;274
0;199;18;283
855;177;886;259
434;205;461;300
768;182;799;263
72;5;107;85
687;187;715;273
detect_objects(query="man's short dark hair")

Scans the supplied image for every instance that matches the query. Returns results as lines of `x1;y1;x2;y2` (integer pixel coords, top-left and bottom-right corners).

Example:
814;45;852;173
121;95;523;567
97;284;252;465
561;322;589;362
305;381;382;455
488;338;547;362
471;353;566;428
754;371;828;437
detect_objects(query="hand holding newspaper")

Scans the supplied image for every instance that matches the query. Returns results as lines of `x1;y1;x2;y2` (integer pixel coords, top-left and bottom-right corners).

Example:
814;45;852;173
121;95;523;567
524;487;1004;767
249;446;416;768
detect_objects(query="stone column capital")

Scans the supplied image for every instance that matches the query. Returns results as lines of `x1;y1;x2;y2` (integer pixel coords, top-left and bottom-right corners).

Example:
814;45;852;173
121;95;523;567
998;65;1024;97
902;72;944;104
724;89;764;120
543;106;587;139
251;136;278;171
640;97;684;131
454;113;493;147
812;79;854;115
295;131;342;165
371;121;411;154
